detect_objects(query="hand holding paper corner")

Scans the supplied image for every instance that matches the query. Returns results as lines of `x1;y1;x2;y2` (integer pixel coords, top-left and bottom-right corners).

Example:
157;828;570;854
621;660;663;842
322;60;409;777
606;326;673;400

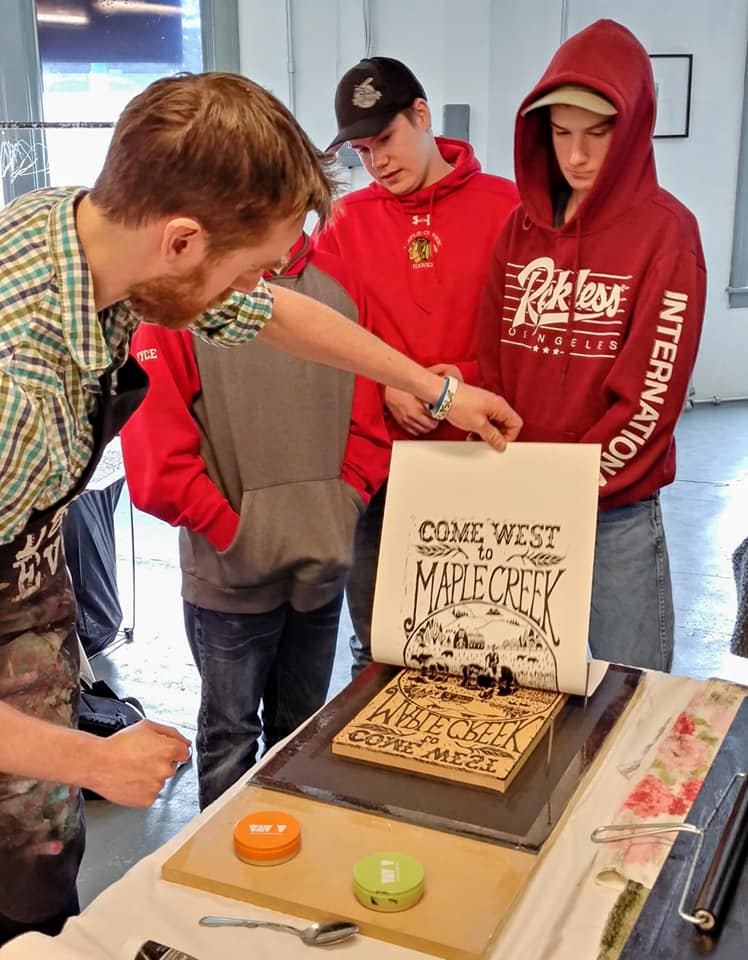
446;383;523;451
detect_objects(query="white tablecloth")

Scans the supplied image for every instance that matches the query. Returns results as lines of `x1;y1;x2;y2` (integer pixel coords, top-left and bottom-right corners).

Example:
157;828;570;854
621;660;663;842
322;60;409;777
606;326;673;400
1;672;708;960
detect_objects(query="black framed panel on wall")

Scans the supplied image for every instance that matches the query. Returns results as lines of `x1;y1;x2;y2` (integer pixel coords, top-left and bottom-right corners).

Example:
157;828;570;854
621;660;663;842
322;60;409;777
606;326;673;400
649;54;693;139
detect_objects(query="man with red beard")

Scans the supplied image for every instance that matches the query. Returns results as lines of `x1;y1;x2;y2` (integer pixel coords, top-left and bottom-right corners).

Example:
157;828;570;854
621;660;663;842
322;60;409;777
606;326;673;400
0;71;520;943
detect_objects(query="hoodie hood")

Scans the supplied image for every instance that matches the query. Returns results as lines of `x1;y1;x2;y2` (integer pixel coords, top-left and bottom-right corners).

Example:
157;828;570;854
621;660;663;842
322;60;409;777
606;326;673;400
516;19;658;230
368;137;482;212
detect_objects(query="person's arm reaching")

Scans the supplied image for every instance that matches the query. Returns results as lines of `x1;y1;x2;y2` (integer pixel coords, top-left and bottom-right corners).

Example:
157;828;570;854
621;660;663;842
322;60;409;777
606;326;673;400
0;702;190;808
259;284;522;450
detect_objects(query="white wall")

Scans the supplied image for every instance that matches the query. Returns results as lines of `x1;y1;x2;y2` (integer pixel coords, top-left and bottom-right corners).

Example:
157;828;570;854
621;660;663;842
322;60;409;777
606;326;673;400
238;0;748;401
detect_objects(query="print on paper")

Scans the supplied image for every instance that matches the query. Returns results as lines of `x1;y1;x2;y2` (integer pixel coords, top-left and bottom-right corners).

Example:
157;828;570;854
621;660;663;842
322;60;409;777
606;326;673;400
370;443;603;697
401;515;565;692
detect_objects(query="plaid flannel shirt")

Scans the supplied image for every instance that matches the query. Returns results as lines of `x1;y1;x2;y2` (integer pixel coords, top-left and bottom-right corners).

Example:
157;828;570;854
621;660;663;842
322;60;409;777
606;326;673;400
0;187;273;545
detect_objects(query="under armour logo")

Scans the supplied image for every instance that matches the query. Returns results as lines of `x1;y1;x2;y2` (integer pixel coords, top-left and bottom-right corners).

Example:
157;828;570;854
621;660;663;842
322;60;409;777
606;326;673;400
411;214;431;225
352;77;382;109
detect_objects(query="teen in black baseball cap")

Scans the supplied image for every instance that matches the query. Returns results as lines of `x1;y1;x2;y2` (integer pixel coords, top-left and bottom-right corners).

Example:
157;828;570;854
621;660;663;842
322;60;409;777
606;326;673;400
316;54;519;679
327;57;426;150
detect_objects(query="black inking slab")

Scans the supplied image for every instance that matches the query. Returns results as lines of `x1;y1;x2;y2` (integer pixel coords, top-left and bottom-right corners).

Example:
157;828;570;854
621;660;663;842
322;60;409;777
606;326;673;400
620;697;748;960
249;662;641;851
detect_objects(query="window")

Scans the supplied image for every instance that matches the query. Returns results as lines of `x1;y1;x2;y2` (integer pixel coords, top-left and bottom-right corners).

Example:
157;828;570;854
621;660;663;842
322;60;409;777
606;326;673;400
0;0;238;204
37;0;204;188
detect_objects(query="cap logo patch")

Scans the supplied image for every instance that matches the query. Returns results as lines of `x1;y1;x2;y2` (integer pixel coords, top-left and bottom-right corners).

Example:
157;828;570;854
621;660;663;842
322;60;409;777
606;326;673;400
352;77;382;109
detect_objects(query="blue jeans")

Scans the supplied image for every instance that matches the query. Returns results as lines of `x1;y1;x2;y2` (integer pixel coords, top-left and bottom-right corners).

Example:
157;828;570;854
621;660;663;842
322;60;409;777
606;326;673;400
183;594;342;808
589;494;674;672
346;484;387;679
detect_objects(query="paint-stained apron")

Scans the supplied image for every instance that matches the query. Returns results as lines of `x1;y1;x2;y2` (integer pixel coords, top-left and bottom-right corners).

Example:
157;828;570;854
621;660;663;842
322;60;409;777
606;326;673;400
0;357;147;925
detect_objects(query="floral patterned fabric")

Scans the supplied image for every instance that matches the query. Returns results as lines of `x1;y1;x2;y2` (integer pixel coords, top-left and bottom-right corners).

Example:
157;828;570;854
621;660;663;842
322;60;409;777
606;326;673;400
594;678;744;889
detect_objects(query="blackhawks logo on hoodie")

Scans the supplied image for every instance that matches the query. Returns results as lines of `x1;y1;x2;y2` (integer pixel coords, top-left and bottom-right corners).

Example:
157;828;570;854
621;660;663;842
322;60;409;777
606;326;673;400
406;230;442;269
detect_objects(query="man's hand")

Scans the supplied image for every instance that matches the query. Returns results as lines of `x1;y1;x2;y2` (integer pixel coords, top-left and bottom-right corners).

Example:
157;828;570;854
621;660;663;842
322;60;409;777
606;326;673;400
445;383;522;450
87;720;191;807
428;363;464;382
385;386;438;436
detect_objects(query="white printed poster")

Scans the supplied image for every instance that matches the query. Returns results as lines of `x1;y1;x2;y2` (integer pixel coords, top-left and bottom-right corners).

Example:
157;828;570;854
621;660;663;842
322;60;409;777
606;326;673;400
86;436;125;491
370;442;605;697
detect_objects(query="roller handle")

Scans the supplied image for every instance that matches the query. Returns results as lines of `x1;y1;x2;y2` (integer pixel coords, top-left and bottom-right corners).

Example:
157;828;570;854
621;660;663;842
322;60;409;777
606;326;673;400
692;775;748;935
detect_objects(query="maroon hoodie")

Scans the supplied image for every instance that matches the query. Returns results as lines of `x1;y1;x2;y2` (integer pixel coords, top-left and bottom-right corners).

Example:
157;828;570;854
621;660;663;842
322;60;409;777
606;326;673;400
478;19;706;509
316;137;518;442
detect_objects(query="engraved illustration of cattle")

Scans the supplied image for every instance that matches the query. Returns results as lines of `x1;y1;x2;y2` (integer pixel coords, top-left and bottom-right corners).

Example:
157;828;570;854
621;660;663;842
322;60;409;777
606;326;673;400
403;603;558;691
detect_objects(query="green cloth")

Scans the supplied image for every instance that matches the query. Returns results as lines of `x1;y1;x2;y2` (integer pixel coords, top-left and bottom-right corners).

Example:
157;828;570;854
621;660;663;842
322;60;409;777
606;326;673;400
597;880;648;960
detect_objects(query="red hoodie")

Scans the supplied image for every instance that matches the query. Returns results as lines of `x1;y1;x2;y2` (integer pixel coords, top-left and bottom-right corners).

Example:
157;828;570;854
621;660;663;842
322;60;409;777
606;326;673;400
478;19;706;509
315;137;518;442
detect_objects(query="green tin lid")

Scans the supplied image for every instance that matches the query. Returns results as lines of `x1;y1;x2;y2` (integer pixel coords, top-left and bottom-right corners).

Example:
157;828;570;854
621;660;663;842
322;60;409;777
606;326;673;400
353;851;425;912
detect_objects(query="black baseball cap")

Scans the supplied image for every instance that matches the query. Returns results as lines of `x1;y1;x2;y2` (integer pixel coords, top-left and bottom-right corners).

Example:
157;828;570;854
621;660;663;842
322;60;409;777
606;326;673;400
327;57;427;151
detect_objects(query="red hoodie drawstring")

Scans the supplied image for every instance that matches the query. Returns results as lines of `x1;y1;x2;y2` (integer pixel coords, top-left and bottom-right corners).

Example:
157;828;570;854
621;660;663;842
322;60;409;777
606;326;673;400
398;188;443;310
561;216;583;385
428;192;441;288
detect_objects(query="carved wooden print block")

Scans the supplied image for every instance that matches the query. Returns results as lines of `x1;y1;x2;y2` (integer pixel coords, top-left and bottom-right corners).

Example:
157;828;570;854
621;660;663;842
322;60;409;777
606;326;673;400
332;668;566;792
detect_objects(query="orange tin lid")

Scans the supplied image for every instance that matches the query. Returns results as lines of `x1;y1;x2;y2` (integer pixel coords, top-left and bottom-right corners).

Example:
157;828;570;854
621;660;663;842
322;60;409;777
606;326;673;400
233;810;302;865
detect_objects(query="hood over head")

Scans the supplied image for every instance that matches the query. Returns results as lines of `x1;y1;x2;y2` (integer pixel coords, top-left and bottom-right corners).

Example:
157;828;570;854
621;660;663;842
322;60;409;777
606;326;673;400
515;19;658;229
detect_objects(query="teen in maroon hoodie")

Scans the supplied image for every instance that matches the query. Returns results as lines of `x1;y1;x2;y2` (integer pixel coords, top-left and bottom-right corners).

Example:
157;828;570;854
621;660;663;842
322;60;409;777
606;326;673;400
478;20;706;671
317;57;518;674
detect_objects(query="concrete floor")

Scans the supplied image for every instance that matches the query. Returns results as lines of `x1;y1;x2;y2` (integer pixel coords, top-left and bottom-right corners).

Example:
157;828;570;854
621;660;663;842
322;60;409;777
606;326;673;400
78;400;748;907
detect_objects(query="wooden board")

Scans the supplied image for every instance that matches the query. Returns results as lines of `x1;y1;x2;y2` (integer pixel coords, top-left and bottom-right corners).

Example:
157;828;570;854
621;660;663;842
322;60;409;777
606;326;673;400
251;662;642;850
162;785;536;960
332;668;567;792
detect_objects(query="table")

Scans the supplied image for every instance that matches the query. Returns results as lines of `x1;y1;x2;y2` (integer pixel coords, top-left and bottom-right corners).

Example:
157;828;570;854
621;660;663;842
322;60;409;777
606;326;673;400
0;672;739;960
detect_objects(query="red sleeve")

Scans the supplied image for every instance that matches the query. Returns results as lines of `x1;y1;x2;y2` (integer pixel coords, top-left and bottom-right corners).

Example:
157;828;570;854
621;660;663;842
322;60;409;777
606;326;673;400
341;376;391;502
121;325;240;551
308;243;391;499
581;249;706;498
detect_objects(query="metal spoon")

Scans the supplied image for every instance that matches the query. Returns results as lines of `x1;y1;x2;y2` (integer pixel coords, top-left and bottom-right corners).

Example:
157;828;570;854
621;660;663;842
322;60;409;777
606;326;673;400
199;915;359;945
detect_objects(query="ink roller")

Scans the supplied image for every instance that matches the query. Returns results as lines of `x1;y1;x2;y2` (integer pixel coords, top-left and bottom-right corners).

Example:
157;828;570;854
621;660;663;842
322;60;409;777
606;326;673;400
591;772;748;938
690;772;748;934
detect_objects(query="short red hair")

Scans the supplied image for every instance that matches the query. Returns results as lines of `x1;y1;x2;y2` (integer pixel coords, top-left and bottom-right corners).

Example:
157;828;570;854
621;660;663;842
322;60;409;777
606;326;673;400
90;72;334;253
